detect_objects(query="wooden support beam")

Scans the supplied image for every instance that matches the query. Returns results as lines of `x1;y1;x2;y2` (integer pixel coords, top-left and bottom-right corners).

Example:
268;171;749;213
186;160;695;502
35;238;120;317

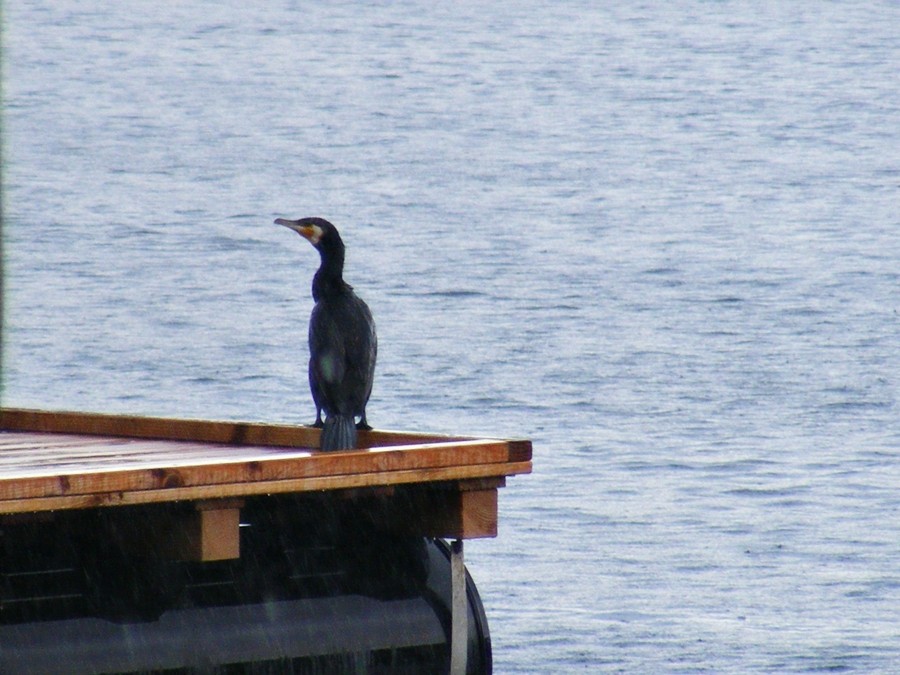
176;500;242;561
369;481;501;540
105;500;243;562
453;488;499;539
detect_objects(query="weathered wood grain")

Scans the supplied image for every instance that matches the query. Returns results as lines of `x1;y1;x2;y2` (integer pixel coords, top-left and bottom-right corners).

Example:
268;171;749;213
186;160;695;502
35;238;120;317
0;408;472;448
0;409;533;530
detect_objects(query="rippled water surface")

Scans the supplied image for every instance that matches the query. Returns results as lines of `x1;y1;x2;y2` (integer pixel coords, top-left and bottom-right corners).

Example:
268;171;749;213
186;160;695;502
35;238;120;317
4;1;899;672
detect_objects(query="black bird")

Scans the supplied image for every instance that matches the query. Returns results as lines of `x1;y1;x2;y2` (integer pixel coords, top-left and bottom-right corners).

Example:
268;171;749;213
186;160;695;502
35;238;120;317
275;216;377;451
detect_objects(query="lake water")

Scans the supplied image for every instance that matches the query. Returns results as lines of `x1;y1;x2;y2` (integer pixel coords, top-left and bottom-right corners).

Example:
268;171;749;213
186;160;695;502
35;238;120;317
3;1;899;672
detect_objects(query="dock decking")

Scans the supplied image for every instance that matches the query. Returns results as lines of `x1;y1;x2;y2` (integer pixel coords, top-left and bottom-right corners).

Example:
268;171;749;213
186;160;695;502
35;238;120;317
0;408;532;560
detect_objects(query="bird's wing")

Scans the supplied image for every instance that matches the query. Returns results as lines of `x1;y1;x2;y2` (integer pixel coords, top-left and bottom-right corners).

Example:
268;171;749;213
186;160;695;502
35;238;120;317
309;306;348;388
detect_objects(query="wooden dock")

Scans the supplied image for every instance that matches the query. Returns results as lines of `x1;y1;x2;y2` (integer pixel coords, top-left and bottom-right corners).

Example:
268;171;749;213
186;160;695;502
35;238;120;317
0;408;531;560
0;408;531;672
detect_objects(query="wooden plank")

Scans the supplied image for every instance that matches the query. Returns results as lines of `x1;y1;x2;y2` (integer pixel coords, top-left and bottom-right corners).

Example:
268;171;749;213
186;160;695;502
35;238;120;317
0;409;533;528
0;433;314;476
0;432;526;466
0;461;533;516
0;437;522;500
0;408;468;449
359;428;471;448
0;409;532;470
0;408;320;447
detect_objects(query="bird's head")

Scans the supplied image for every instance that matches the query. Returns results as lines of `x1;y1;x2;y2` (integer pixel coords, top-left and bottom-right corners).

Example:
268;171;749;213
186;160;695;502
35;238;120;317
275;216;345;255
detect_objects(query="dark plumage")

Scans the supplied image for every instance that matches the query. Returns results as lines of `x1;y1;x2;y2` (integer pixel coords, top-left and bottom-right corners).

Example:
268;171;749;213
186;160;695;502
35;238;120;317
275;216;377;451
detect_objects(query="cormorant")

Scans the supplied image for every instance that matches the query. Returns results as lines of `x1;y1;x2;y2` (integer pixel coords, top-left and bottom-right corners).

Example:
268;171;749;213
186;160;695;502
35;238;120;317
275;216;377;451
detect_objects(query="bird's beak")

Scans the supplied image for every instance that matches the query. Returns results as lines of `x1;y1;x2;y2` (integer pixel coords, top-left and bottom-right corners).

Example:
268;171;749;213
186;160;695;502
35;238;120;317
275;218;319;243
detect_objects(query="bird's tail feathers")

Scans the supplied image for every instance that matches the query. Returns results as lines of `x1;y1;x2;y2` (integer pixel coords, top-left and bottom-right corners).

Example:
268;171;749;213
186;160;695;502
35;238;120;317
321;415;357;452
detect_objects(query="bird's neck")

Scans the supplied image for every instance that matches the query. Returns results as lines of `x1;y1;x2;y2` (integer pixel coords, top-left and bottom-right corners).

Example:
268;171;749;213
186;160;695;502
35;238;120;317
312;252;350;300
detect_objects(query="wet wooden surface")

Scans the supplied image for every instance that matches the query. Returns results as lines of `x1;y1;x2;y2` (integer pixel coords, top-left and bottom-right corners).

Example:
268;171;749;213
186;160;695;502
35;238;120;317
0;409;532;520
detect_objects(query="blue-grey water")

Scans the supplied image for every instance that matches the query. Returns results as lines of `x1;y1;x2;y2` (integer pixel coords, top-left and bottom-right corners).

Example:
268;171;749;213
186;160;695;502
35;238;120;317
3;1;899;672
